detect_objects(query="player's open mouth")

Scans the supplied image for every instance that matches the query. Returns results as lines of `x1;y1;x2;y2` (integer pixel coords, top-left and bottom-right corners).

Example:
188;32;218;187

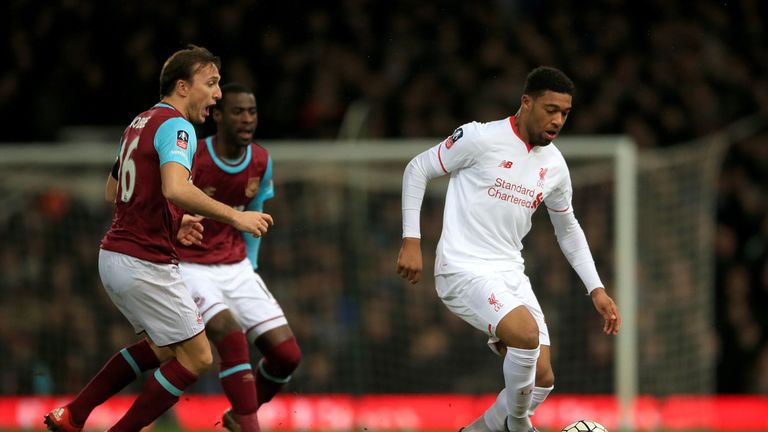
237;129;254;140
544;131;558;140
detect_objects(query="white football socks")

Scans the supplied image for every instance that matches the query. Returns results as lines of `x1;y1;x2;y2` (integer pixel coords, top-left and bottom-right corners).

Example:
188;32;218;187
465;346;542;432
479;389;507;431
504;345;539;431
528;385;554;417
476;385;553;431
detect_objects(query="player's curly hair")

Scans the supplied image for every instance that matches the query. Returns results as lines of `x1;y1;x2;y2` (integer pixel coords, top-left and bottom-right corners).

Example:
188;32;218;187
523;66;575;97
159;44;221;98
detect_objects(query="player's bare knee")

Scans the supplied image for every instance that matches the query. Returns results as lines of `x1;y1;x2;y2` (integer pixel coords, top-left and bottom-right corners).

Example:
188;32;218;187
497;307;539;349
519;328;539;349
501;326;538;349
176;333;214;374
517;314;540;349
186;345;214;375
197;347;214;371
515;319;539;349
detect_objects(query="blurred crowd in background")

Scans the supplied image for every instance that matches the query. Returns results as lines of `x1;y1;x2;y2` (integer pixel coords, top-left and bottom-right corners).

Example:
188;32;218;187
1;0;767;395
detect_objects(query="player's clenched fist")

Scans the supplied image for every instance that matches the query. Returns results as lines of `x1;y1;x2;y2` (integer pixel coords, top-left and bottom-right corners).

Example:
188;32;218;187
396;237;422;284
235;211;274;237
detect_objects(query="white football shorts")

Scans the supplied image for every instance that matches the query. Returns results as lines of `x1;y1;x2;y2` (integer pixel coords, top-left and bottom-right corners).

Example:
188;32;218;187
179;258;287;343
98;249;205;347
435;269;550;346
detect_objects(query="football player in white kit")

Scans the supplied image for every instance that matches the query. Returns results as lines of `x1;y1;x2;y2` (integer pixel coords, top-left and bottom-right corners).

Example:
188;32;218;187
397;66;621;432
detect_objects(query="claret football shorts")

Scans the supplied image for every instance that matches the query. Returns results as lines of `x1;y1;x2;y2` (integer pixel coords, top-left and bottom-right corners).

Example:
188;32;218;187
98;249;205;346
179;258;288;343
435;269;550;346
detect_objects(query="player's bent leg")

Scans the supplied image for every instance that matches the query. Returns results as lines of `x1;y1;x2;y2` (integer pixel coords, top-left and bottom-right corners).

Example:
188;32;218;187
496;306;539;432
45;337;162;430
252;325;301;406
172;330;214;375
109;333;210;431
206;310;261;432
529;345;554;417
495;305;539;350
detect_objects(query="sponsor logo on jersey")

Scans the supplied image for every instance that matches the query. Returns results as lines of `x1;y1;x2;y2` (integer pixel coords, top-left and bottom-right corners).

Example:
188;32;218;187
176;130;189;149
499;160;514;168
445;127;464;149
245;177;261;198
488;292;503;312
532;192;543;209
487;178;545;210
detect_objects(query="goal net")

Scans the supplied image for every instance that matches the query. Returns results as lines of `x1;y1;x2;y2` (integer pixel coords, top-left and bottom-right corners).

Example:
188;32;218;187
0;136;719;400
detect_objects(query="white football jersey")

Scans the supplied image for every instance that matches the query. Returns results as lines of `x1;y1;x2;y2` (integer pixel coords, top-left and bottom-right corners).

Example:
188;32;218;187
427;117;573;275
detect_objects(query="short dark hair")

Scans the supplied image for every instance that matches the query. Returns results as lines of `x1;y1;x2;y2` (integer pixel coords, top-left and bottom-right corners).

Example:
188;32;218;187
159;44;221;98
523;66;575;97
214;83;256;111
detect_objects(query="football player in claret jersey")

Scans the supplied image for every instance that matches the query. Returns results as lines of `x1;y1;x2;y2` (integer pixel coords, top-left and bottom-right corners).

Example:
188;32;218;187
396;66;621;432
177;83;300;432
45;46;273;432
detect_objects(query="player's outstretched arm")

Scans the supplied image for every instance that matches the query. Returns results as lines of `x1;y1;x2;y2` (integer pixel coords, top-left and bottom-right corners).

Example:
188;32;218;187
397;237;423;284
590;287;621;335
160;162;273;237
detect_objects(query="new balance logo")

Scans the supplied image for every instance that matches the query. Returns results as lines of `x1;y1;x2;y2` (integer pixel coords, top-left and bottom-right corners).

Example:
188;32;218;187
499;160;513;168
